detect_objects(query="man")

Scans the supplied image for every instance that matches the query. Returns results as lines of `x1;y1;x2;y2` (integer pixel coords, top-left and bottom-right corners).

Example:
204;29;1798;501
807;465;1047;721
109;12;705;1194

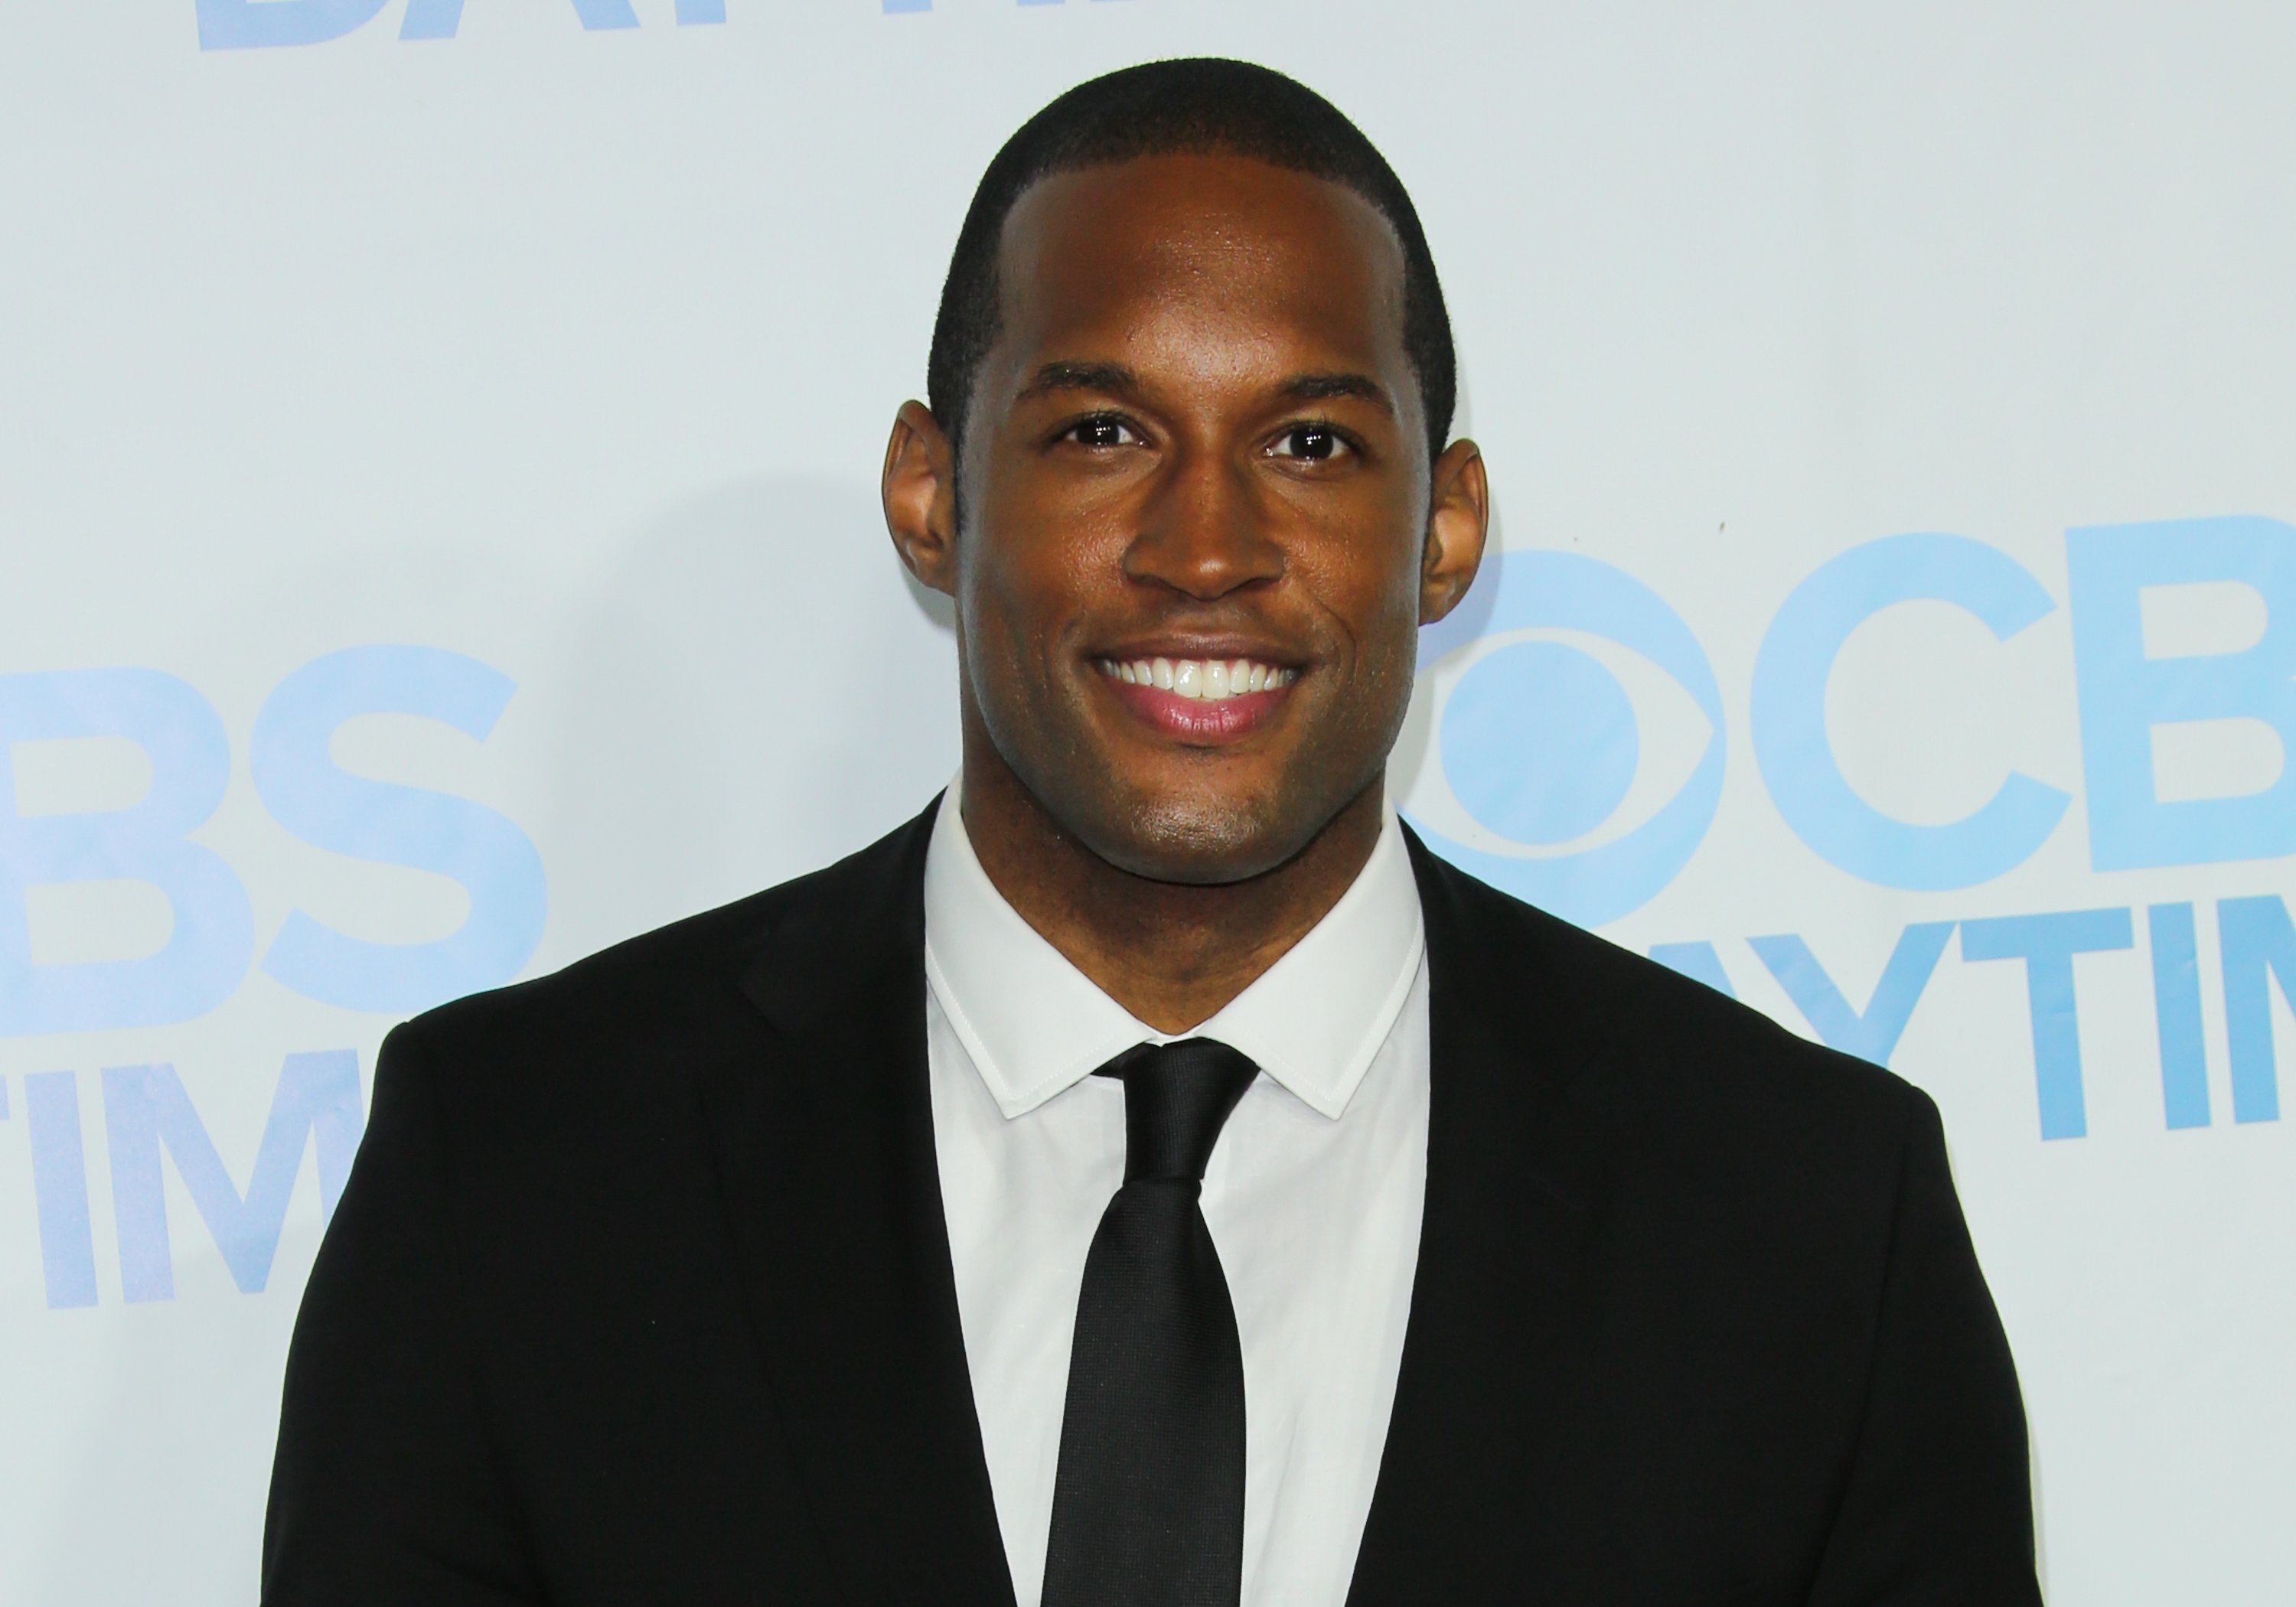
264;58;2040;1607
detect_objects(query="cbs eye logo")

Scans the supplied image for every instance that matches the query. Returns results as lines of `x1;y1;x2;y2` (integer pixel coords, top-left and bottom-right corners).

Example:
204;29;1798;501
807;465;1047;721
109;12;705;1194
1403;551;1725;927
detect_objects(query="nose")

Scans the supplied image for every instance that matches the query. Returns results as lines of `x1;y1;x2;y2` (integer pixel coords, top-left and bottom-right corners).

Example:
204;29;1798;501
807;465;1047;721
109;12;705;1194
1121;439;1284;601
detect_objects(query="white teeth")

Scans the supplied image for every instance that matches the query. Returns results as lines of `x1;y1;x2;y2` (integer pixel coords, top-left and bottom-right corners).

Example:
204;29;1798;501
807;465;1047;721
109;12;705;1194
1100;656;1297;700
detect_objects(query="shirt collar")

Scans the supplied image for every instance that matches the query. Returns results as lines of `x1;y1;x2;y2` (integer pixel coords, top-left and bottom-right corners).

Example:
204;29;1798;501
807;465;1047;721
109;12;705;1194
922;781;1425;1122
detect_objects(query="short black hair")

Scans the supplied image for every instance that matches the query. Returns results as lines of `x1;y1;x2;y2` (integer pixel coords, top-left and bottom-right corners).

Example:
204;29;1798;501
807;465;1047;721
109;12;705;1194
926;57;1457;471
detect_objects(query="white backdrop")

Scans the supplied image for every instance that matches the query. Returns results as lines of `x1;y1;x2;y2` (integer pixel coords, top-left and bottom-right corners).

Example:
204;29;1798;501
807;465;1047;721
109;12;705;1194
4;3;2294;1601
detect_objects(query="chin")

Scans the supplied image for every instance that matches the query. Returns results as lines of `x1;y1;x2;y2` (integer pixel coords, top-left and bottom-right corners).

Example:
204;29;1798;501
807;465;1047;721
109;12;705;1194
1083;787;1323;888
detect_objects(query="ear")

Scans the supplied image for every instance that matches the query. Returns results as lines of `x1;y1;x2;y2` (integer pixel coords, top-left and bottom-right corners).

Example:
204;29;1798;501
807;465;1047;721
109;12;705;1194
883;399;960;596
1419;438;1489;624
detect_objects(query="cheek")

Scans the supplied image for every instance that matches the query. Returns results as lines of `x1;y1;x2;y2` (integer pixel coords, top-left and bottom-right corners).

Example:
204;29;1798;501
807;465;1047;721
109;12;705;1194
966;477;1131;640
1300;518;1425;656
957;522;1101;691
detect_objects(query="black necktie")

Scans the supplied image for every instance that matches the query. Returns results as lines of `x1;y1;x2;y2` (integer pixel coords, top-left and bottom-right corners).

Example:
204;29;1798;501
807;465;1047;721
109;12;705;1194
1040;1038;1259;1607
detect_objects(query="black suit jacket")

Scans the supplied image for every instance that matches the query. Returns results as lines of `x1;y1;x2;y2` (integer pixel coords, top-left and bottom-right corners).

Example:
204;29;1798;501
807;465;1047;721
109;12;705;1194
263;797;2039;1605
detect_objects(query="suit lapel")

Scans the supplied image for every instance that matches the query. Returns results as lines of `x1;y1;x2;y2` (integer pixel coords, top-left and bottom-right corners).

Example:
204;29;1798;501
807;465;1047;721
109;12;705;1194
699;798;1017;1607
1344;830;1614;1605
696;807;1615;1604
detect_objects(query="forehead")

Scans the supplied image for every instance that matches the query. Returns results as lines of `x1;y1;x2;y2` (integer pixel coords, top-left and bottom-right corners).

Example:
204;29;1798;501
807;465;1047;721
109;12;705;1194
989;153;1412;391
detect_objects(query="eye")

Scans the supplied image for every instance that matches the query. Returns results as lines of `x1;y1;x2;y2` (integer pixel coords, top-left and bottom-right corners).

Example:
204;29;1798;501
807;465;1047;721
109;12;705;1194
1268;423;1352;463
1064;415;1141;449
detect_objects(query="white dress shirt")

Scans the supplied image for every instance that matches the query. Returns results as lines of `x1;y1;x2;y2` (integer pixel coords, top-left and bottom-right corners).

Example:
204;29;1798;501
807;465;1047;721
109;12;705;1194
923;789;1430;1607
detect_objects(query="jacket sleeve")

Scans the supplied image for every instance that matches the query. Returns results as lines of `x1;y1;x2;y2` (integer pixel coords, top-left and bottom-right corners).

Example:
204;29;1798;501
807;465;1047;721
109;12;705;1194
1805;1092;2043;1606
263;1022;540;1606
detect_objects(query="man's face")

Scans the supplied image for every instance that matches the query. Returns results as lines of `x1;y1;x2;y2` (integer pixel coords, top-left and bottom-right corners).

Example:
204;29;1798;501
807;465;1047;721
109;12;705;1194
896;153;1484;885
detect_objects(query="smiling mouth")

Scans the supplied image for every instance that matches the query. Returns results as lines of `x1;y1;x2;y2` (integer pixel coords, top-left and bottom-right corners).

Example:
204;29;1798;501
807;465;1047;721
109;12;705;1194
1091;654;1300;745
1094;655;1299;701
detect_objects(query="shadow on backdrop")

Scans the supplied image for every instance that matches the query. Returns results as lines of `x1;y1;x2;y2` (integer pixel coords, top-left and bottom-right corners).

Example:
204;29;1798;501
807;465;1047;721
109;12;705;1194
536;474;958;963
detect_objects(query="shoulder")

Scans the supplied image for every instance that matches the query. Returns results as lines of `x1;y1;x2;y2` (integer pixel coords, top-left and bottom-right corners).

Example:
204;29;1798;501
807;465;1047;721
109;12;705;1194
400;882;780;1066
383;801;937;1109
1412;840;1940;1162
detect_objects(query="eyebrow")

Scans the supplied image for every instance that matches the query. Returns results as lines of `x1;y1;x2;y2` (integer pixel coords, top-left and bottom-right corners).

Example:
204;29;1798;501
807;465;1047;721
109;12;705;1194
1014;360;1142;404
1013;361;1396;416
1277;371;1395;416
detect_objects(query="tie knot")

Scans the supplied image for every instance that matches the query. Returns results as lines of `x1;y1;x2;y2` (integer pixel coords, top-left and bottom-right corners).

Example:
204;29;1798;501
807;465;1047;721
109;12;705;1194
1095;1038;1259;1183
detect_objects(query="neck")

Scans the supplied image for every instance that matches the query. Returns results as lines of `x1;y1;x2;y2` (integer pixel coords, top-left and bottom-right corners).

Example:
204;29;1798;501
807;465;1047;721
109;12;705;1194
957;746;1385;1035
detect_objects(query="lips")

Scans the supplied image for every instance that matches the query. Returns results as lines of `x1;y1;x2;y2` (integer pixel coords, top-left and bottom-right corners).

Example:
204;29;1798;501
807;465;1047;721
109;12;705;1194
1094;654;1297;743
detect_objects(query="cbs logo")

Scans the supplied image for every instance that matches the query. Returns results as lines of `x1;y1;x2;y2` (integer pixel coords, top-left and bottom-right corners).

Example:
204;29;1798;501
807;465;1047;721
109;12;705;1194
1402;550;1725;929
1404;517;2296;924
